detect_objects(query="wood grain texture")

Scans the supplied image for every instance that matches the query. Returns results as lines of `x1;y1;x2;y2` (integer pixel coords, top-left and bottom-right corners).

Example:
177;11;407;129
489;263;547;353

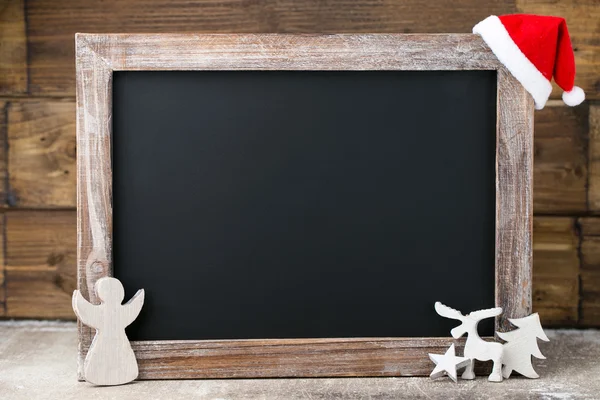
130;338;489;379
0;101;4;315
588;105;600;212
27;0;515;95
5;210;76;318
0;207;5;316
0;0;27;94
495;66;534;331
517;0;600;100
0;102;8;207
82;33;501;71
76;33;532;378
7;101;76;207
579;217;600;326
532;217;579;326
533;103;588;214
76;40;112;379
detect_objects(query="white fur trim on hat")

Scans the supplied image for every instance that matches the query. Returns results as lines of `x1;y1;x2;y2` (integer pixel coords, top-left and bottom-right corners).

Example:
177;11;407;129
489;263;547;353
473;16;553;110
562;86;585;106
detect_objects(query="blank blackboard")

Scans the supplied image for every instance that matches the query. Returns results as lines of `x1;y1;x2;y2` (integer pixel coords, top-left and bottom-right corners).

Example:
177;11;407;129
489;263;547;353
112;70;497;341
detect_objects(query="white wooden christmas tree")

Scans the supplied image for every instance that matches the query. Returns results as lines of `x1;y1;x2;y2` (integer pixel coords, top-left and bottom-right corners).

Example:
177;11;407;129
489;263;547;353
497;313;549;379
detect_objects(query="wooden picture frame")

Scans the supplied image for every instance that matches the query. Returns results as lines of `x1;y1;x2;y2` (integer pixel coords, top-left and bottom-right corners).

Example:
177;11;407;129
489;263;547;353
76;33;534;380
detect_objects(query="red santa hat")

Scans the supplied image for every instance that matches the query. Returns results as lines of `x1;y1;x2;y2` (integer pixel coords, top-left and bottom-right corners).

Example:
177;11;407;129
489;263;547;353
473;14;585;110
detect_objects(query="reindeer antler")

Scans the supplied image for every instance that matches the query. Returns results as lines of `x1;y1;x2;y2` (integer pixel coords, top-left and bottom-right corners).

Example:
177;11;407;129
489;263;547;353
434;302;464;321
468;307;503;321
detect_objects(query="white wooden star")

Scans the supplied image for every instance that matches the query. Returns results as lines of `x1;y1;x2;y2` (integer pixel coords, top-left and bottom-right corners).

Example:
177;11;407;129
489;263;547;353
429;344;471;383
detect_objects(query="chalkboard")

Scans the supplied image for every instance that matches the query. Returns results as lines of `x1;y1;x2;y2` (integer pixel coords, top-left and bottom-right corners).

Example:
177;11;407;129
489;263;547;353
78;33;535;379
112;70;497;341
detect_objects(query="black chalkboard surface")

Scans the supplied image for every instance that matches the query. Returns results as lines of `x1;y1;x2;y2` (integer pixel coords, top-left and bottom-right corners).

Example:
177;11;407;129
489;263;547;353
112;70;497;341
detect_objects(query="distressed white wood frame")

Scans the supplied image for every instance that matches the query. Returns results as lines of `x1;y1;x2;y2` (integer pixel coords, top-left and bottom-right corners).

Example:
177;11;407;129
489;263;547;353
76;33;534;379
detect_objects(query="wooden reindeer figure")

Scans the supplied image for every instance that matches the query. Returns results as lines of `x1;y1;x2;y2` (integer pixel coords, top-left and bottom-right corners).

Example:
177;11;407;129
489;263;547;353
435;302;504;382
73;277;145;386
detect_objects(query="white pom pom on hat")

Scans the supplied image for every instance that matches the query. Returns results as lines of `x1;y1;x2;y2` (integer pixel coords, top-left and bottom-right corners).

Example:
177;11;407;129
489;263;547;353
473;14;585;110
563;86;585;107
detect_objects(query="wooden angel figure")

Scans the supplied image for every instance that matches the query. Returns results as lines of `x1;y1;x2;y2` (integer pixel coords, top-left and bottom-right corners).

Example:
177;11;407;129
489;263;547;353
73;277;145;386
435;302;504;382
497;313;549;379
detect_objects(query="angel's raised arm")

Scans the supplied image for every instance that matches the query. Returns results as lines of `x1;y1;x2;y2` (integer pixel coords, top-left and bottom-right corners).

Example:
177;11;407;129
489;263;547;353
72;290;102;329
122;289;145;327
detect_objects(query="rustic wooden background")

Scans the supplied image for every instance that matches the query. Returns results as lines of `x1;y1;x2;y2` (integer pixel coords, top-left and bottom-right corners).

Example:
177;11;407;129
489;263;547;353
0;0;598;326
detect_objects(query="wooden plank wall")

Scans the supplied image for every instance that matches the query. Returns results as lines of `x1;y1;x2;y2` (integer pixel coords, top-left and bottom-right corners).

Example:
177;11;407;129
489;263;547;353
0;0;598;325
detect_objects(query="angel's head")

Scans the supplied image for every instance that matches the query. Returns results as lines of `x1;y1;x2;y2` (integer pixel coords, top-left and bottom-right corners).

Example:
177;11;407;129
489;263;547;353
96;277;125;305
